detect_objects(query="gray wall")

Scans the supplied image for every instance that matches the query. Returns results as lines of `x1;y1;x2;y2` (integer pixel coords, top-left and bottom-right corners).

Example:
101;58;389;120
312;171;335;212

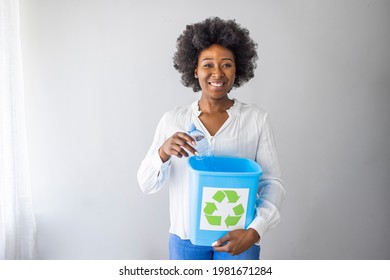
20;0;390;259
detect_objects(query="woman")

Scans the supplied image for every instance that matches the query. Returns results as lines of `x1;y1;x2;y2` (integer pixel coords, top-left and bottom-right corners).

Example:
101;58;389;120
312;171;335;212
137;17;285;260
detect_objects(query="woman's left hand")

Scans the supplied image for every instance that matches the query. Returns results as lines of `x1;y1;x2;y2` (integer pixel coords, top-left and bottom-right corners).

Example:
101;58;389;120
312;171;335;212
212;228;260;256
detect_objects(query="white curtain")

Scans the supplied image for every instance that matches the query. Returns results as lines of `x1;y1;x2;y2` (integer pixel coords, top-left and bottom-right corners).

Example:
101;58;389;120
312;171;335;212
0;0;38;259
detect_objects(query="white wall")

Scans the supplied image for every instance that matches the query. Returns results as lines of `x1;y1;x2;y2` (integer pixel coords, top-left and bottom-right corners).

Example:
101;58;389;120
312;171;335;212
20;0;390;259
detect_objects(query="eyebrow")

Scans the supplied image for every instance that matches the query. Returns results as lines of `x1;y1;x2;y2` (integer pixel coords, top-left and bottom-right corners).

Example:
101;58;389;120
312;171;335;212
202;57;234;62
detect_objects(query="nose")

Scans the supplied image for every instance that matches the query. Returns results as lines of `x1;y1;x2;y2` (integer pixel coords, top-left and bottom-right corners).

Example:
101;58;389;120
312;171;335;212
212;67;224;78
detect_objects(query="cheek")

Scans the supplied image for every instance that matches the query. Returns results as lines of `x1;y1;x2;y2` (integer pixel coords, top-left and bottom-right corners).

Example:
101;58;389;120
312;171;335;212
228;71;236;83
198;72;210;83
230;68;237;77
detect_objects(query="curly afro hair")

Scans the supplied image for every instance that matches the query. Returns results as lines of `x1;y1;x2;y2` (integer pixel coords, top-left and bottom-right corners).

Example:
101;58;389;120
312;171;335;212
173;17;258;92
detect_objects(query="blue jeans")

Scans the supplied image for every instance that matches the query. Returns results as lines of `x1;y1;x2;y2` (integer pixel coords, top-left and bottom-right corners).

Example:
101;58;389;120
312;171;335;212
169;234;260;260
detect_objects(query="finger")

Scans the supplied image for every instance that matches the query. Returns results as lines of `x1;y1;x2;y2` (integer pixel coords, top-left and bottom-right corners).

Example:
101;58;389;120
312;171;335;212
171;137;191;148
213;242;230;253
212;234;230;247
168;149;183;158
181;142;198;156
177;147;190;158
171;137;197;156
176;132;196;146
170;145;188;158
168;140;191;157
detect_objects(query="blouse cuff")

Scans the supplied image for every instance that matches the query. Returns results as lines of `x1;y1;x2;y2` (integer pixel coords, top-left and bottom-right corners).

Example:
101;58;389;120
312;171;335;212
151;152;171;177
247;216;267;245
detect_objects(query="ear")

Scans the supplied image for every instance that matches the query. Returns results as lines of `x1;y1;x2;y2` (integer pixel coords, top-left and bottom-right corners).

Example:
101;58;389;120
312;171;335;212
194;70;198;79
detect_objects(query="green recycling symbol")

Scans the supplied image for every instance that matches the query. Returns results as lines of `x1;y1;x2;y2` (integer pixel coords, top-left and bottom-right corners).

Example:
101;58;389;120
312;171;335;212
203;190;245;227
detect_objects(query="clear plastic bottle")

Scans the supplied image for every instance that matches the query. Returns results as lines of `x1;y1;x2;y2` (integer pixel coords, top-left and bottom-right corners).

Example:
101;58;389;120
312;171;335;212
187;123;211;159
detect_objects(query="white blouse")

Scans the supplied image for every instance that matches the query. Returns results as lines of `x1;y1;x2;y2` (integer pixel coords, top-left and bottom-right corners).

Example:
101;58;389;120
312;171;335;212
137;99;286;244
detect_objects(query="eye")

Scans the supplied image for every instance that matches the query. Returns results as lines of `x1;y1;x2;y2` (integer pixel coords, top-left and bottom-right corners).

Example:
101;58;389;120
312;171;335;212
202;63;213;68
222;63;232;68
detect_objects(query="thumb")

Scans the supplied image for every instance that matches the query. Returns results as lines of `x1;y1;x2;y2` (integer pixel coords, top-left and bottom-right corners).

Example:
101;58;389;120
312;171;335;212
212;234;230;247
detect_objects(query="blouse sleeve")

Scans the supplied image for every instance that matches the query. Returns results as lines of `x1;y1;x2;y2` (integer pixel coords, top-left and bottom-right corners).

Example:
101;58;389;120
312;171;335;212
137;113;172;194
247;113;286;244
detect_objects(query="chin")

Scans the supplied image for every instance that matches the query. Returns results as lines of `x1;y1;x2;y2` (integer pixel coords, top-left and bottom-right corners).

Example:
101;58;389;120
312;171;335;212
210;93;230;100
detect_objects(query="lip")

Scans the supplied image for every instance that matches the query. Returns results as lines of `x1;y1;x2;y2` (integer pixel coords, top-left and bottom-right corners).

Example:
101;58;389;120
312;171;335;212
208;81;226;87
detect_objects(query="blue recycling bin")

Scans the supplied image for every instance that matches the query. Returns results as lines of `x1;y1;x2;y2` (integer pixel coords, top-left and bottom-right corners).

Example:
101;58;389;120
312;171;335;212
187;156;262;246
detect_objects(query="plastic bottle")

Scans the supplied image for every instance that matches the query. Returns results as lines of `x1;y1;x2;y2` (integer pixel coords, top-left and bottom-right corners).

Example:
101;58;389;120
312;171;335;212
187;123;211;159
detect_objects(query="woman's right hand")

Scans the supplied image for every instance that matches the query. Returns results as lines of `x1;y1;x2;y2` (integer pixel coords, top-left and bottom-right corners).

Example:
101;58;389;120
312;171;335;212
158;132;197;162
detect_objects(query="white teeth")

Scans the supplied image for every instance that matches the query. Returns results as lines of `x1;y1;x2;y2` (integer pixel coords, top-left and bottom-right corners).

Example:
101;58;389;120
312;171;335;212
210;82;224;87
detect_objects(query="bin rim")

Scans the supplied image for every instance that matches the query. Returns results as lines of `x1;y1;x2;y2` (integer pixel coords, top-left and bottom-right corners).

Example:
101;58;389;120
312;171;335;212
187;155;262;177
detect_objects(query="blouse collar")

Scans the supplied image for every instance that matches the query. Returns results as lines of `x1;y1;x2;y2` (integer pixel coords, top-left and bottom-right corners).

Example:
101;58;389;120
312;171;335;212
191;98;241;117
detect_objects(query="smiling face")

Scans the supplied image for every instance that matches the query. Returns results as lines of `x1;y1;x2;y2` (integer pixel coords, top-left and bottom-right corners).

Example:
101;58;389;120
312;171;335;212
195;44;236;100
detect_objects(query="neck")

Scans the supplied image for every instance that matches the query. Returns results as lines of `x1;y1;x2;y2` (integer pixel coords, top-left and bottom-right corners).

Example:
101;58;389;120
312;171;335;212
198;96;234;113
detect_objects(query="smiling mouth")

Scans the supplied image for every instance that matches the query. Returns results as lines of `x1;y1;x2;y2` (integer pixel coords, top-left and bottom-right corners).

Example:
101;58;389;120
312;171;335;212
209;81;225;87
